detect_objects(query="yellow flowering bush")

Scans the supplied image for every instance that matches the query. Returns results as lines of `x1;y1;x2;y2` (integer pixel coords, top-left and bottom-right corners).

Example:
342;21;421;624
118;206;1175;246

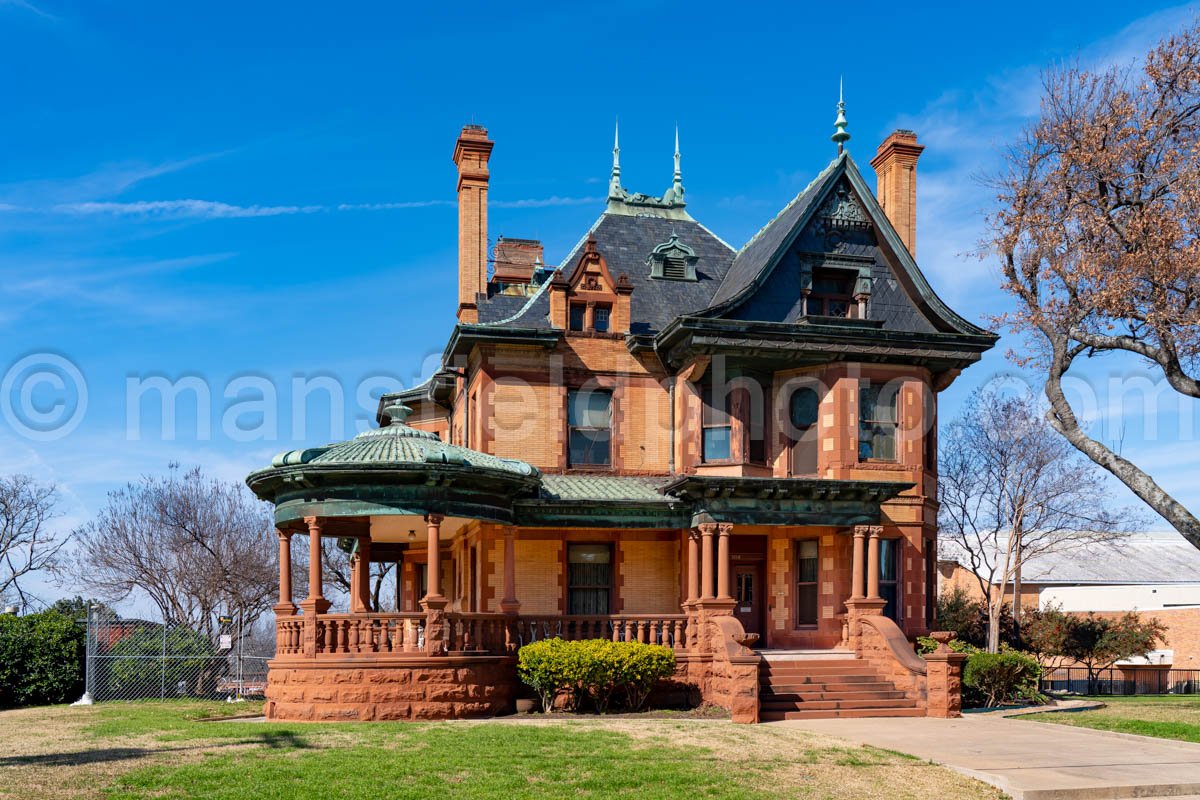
517;639;676;713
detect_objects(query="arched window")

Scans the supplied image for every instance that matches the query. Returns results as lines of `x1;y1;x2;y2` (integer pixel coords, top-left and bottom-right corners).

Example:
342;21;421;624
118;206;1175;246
789;387;820;475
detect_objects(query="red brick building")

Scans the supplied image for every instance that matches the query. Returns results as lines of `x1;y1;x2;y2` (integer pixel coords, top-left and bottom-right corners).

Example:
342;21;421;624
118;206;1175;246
249;107;995;722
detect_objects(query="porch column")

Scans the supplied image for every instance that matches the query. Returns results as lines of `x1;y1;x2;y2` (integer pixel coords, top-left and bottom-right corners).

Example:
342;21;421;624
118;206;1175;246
698;523;716;600
273;529;296;616
350;535;371;613
422;513;448;656
300;516;330;614
424;514;445;603
500;525;520;614
716;523;733;601
850;526;866;600
866;527;882;600
685;530;700;605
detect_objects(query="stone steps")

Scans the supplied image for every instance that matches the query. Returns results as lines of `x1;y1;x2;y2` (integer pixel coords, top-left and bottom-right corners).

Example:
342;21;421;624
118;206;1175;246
760;706;926;721
757;656;923;721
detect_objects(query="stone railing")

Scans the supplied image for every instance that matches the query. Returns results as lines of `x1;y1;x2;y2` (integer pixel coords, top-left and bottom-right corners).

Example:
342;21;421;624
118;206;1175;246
515;614;690;652
277;612;693;659
445;612;511;655
305;613;428;656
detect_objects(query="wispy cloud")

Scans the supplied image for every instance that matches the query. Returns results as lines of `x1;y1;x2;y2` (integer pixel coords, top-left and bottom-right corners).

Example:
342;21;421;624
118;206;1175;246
55;199;324;219
0;0;54;19
8;194;603;221
336;200;454;211
492;195;601;209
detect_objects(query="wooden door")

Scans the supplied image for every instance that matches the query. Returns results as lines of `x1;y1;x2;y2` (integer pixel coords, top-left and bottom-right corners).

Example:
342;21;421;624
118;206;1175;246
733;563;764;636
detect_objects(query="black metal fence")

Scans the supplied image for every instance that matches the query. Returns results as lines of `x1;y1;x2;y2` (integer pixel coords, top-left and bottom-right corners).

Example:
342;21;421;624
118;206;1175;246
1041;667;1200;696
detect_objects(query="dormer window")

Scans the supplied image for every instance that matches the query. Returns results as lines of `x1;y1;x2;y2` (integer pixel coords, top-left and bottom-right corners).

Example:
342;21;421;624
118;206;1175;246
593;305;611;333
807;268;855;318
569;303;586;331
648;234;698;281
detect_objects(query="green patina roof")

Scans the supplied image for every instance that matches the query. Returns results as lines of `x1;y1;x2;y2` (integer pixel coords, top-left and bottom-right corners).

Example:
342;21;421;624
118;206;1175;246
268;404;538;479
538;475;674;503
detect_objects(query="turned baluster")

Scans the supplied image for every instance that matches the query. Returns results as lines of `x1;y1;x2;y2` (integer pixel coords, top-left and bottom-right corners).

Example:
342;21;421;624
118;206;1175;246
674;620;685;651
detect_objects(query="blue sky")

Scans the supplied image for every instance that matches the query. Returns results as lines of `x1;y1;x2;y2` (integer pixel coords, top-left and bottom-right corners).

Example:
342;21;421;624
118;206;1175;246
2;1;1198;607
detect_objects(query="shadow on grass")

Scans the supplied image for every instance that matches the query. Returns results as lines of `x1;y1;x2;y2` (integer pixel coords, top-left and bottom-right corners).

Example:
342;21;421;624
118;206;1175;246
0;730;313;768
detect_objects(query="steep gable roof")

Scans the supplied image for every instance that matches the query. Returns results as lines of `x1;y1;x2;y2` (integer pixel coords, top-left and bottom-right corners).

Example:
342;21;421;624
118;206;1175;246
705;152;990;338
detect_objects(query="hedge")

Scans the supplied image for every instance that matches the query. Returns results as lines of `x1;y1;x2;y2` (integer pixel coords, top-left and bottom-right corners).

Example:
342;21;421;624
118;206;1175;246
517;639;675;713
962;650;1042;707
0;609;86;708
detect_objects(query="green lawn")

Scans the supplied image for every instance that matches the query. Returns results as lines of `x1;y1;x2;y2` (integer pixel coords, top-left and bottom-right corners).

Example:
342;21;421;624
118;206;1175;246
0;701;1004;800
1022;695;1200;743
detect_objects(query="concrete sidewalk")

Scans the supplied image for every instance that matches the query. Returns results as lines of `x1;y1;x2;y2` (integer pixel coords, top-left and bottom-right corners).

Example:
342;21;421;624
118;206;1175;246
773;714;1200;800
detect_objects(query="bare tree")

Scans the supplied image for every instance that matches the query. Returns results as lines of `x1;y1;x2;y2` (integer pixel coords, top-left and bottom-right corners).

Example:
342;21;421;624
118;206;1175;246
290;538;396;612
939;389;1135;652
989;23;1200;547
0;475;65;609
73;465;275;640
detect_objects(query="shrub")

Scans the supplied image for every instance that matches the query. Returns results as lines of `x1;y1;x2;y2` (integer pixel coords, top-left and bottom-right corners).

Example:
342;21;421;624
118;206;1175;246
0;609;86;708
916;635;979;656
612;641;675;711
963;650;1042;708
517;639;676;713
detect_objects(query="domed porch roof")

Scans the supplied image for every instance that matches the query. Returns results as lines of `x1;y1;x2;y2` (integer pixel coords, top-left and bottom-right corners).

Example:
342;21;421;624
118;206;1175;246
246;403;541;528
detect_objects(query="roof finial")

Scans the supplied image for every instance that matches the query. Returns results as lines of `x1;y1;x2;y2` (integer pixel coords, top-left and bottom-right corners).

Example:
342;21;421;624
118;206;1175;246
832;77;850;154
671;124;684;200
609;117;623;200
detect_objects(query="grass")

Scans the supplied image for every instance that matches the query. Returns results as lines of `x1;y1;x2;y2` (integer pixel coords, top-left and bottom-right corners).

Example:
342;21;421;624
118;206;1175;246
0;701;1005;800
1022;694;1200;743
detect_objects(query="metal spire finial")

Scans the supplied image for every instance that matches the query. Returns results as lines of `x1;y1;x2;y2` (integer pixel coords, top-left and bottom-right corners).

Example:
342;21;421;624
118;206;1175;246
672;124;683;200
609;117;623;199
832;77;850;154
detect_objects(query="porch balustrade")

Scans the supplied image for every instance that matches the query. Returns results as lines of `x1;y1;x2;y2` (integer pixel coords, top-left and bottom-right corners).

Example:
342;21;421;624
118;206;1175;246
515;614;689;652
303;613;429;656
275;612;691;659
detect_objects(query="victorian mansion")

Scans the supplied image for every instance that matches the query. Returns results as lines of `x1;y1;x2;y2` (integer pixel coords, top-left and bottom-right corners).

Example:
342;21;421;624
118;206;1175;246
248;103;995;723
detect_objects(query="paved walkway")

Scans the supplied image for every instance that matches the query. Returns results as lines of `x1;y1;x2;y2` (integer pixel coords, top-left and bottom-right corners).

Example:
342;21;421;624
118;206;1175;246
773;714;1200;800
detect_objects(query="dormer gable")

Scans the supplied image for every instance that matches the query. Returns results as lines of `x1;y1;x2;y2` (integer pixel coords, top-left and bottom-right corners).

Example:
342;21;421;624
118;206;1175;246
548;236;633;335
700;152;990;338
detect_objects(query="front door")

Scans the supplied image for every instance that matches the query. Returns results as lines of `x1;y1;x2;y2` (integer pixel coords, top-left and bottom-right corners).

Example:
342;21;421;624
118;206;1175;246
734;564;763;636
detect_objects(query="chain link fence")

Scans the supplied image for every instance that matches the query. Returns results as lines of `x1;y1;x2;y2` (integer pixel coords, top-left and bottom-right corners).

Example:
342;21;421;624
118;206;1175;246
82;607;275;702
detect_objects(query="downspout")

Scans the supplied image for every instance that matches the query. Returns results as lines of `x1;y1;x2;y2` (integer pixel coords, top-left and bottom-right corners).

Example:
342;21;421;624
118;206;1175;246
668;375;676;474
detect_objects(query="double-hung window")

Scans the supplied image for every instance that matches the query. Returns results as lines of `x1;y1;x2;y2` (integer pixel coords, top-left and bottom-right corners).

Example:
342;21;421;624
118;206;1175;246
702;383;732;462
568;389;612;467
567;543;612;614
795;540;819;626
858;382;898;461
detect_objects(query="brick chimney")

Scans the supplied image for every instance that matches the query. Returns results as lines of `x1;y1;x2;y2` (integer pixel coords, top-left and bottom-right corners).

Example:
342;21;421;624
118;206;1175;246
453;124;494;323
869;130;925;256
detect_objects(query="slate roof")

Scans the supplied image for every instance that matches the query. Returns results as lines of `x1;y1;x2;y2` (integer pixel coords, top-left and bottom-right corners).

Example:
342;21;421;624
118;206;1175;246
709;156;840;308
475;213;736;335
944;532;1200;585
538;474;674;503
703;152;991;338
